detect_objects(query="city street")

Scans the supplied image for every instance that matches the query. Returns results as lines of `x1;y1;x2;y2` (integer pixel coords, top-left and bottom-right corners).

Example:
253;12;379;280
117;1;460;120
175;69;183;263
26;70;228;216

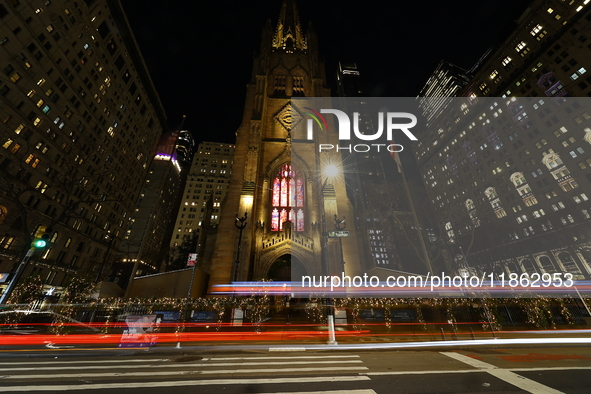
1;345;591;393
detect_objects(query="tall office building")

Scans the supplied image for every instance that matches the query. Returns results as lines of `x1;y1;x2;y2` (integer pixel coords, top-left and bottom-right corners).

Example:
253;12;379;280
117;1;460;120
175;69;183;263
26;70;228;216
169;142;234;264
114;132;181;290
174;129;194;166
417;61;470;128
336;62;363;97
335;62;433;274
414;0;591;278
0;0;166;297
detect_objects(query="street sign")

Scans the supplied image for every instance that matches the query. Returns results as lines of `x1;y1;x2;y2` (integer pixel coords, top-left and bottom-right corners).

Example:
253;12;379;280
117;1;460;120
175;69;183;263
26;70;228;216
186;253;198;267
328;231;350;238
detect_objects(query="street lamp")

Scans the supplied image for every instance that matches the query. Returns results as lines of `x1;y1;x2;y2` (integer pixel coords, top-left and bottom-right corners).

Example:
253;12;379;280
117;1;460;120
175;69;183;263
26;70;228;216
94;232;114;284
334;214;346;270
320;164;339;345
233;212;248;283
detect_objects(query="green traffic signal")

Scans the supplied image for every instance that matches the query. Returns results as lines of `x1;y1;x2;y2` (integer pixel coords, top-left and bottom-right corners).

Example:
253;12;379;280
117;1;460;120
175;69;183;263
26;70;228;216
33;239;47;248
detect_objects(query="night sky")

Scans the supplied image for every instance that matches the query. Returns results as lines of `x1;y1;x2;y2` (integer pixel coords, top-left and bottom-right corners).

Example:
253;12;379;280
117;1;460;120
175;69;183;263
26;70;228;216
122;0;529;145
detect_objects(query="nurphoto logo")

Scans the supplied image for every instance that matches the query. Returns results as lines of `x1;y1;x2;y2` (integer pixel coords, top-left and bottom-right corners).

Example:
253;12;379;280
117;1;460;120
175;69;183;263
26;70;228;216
304;108;418;153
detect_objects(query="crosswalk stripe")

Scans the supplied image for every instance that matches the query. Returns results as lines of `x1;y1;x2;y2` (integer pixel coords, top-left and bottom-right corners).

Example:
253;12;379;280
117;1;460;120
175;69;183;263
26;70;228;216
0;355;360;367
0;375;372;392
264;391;376;394
0;358;170;366
208;355;360;360
1;366;368;380
3;359;363;371
441;352;564;394
269;347;306;352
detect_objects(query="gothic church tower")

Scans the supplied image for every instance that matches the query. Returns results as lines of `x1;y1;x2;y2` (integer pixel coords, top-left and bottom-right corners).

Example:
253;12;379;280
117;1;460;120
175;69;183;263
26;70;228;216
207;1;360;291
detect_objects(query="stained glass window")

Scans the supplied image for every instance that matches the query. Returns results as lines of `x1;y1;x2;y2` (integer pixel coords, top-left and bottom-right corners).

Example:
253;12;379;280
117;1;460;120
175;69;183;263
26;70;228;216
271;163;305;231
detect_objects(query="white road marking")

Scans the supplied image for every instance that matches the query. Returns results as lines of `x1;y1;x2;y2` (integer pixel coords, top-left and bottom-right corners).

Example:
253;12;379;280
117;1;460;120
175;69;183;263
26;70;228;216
364;369;483;375
510;366;591;372
364;366;591;376
208;355;360;360
268;391;376;394
440;352;496;370
3;359;363;371
0;358;170;366
0;376;372;392
441;352;565;394
1;366;368;379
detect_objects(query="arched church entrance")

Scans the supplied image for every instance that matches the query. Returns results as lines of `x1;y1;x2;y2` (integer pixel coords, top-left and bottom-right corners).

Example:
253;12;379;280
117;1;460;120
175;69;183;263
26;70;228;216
266;254;311;324
267;254;307;281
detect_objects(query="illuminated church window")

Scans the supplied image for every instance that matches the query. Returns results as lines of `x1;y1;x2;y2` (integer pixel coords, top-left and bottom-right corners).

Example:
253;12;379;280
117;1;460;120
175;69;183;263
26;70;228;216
271;163;305;231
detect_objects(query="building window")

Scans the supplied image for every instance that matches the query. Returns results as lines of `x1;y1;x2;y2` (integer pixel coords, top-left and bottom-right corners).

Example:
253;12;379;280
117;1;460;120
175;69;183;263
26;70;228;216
271;163;305;232
292;74;305;96
465;199;480;227
274;74;286;95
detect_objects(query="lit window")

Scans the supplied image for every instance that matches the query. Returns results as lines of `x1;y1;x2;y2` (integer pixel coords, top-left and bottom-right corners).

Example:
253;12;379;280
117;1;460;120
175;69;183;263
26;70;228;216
2;138;13;149
530;24;543;35
515;41;526;52
14;124;25;134
271;163;305;232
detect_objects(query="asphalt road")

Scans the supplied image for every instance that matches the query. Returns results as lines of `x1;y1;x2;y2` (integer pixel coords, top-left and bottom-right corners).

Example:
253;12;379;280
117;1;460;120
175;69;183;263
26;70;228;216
1;345;591;393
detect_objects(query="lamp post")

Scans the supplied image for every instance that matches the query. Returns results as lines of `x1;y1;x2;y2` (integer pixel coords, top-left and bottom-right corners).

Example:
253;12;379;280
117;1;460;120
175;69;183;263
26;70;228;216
233;212;248;283
320;164;339;345
334;214;346;269
94;232;114;284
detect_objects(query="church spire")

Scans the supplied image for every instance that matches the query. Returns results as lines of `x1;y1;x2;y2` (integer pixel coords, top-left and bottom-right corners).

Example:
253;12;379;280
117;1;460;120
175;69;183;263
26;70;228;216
272;0;307;52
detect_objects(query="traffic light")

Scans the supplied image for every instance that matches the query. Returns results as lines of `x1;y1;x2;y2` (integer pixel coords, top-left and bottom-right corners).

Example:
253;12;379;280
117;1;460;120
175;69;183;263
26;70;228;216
31;226;50;249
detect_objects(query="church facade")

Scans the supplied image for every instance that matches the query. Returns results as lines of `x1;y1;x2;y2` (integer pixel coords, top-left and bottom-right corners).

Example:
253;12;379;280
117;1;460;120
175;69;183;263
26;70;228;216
206;1;363;290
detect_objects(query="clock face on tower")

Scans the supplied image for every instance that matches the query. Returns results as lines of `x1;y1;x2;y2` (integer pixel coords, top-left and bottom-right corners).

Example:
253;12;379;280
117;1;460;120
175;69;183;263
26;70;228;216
275;102;302;133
